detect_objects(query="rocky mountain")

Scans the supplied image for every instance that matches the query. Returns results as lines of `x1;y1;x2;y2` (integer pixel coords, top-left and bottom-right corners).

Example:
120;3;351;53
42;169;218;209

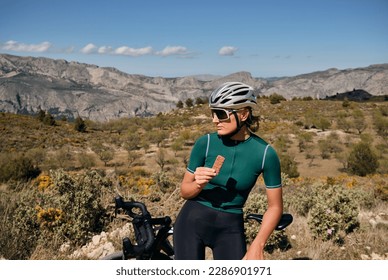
261;65;388;99
0;54;387;121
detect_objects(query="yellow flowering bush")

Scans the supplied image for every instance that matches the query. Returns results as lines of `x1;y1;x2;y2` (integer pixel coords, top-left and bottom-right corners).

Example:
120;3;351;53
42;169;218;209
136;177;155;195
119;173;155;195
37;175;53;191
36;206;64;229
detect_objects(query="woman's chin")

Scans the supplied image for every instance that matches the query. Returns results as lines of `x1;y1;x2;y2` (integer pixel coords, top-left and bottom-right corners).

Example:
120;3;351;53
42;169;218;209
217;130;229;136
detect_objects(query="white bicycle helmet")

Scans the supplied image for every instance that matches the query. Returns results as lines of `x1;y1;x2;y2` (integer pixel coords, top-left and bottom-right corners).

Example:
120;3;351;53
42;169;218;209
209;82;256;109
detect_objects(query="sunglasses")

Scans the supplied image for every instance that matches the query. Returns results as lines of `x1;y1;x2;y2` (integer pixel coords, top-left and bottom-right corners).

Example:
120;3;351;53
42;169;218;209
211;108;242;121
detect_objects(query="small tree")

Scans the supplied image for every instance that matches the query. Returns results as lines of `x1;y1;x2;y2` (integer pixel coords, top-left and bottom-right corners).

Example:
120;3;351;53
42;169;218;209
314;117;331;131
279;154;299;178
74;116;86;132
347;142;379;176
43;112;56;126
185;98;194;108
297;132;314;152
176;100;184;109
148;130;169;147
91;142;114;166
352;110;367;134
36;109;46;122
156;149;168;171
373;109;388;137
195;97;205;106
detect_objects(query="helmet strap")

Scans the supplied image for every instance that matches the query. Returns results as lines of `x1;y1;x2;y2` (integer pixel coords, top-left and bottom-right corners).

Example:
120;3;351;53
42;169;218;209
224;111;246;138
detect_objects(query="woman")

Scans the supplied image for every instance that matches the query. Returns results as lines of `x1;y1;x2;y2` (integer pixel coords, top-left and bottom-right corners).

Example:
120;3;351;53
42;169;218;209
173;82;283;260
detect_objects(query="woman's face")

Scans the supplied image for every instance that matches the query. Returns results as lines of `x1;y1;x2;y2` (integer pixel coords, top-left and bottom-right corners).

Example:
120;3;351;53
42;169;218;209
212;108;248;136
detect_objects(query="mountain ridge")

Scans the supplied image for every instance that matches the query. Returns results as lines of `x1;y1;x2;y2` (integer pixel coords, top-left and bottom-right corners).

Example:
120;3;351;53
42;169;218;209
1;53;387;121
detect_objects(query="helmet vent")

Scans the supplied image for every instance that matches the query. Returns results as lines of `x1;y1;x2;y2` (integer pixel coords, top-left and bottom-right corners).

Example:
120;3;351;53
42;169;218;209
233;90;249;96
213;96;222;103
221;98;232;104
234;99;248;105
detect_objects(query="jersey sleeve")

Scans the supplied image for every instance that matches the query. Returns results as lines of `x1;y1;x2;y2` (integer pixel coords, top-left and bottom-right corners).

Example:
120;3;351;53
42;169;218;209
186;134;208;174
262;145;282;188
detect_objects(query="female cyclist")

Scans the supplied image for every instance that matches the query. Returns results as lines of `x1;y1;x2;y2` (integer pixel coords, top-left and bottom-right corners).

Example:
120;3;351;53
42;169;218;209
173;82;283;260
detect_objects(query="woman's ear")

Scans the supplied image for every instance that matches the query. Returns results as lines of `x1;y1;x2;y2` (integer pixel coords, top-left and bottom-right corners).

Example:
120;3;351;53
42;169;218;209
240;108;250;121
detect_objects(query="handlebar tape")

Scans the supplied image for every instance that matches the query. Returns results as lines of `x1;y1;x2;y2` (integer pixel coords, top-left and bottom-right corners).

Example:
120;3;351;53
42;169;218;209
114;196;155;253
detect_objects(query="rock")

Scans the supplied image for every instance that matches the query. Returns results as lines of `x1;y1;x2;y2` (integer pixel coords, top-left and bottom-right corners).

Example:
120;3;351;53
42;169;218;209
92;235;101;246
360;254;370;260
59;242;71;253
87;246;104;260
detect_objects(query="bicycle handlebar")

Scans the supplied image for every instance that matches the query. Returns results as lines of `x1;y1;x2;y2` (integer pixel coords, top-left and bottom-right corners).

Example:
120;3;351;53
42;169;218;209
115;196;149;218
114;196;155;255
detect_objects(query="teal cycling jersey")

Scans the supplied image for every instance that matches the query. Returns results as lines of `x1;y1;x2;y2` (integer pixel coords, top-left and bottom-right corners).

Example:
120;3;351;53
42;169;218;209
187;132;282;214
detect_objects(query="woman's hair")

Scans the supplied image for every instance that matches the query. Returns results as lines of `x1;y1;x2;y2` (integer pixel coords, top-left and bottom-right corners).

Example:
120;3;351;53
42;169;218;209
246;108;259;132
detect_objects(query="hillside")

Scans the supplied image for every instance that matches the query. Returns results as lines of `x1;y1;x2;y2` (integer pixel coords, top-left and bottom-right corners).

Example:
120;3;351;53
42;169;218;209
1;53;387;121
0;98;387;260
1;98;387;178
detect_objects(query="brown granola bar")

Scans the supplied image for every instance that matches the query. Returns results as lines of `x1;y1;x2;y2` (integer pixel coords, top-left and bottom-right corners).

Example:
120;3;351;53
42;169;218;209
212;155;225;173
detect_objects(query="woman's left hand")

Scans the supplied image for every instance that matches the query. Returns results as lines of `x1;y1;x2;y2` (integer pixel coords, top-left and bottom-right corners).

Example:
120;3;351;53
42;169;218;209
242;247;264;260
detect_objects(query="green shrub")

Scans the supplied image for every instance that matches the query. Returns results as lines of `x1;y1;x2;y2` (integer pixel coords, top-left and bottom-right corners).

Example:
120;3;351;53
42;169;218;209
347;142;379;176
152;171;175;192
1;170;112;259
77;153;96;169
348;186;376;210
284;183;317;217
373;110;388;137
49;169;111;244
307;184;359;243
279;154;300;178
269;93;286;104
0;152;40;183
0;187;41;259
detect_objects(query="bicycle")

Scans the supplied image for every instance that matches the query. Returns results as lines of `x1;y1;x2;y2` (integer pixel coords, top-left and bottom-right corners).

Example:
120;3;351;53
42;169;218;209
101;195;293;260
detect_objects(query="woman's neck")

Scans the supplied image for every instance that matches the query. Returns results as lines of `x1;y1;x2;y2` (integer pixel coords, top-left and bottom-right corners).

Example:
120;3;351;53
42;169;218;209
229;126;251;141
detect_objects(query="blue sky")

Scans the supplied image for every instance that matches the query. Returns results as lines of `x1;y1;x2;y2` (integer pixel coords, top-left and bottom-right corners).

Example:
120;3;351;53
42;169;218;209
0;0;387;78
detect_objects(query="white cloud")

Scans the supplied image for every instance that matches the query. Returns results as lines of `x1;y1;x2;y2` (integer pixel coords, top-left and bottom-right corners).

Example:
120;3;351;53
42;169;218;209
219;46;238;56
80;43;97;54
113;46;153;56
98;46;113;54
1;40;52;52
155;46;189;57
0;40;191;58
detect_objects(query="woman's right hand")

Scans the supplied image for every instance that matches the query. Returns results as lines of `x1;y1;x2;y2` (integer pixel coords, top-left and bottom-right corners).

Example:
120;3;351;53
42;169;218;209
194;167;217;189
180;167;216;199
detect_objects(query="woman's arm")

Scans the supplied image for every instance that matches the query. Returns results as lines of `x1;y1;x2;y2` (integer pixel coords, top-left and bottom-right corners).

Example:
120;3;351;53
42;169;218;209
243;187;283;260
180;168;216;199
